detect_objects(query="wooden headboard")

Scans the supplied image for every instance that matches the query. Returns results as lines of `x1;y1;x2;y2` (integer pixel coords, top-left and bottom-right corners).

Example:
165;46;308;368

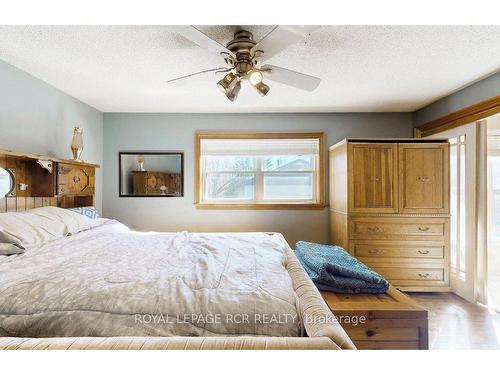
0;149;99;213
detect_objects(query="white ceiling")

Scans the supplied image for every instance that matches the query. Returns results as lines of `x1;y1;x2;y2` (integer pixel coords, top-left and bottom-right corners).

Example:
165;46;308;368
0;25;499;113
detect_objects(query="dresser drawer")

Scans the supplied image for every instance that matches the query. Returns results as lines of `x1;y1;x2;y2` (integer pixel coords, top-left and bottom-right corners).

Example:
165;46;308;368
349;217;447;239
350;240;446;262
368;264;448;287
376;267;444;281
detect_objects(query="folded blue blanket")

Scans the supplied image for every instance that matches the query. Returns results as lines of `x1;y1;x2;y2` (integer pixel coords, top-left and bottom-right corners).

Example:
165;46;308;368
295;241;389;294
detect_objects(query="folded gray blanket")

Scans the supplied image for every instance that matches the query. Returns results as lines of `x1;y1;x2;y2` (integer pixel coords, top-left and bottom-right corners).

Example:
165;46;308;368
295;241;389;294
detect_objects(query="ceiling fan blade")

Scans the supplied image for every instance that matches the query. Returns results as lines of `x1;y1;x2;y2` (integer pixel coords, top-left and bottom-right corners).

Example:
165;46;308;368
167;67;229;85
175;26;235;59
261;64;320;92
251;26;321;61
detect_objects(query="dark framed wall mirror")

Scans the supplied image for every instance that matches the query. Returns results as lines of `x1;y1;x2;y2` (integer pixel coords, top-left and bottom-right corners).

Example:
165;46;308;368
119;152;184;197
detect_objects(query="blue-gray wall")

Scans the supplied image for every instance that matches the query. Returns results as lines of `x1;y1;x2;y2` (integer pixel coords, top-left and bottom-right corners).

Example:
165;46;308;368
0;60;104;212
2;55;496;244
413;72;500;126
103;113;413;245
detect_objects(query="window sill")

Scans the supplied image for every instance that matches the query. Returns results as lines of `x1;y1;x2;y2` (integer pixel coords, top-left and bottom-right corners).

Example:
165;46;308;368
195;202;326;210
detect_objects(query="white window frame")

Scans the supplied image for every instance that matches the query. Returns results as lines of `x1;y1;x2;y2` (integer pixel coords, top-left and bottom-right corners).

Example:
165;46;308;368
195;132;325;209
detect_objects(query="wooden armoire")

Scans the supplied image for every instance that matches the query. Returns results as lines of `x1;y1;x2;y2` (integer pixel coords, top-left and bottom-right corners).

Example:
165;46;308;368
329;139;450;291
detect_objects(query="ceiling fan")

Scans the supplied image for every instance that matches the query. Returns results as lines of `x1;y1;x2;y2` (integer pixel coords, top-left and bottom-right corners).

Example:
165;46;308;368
168;26;322;102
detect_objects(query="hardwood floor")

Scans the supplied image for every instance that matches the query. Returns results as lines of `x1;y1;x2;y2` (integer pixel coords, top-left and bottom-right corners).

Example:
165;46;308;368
408;292;500;349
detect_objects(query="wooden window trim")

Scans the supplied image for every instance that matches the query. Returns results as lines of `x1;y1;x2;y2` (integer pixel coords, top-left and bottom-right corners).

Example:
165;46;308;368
194;132;326;209
415;94;500;138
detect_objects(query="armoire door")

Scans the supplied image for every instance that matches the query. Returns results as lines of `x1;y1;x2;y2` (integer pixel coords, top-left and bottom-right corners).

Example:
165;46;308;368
398;143;449;214
348;143;398;213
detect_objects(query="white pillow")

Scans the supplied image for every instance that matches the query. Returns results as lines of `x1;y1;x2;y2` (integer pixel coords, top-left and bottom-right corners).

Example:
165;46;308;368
0;206;99;250
0;243;24;255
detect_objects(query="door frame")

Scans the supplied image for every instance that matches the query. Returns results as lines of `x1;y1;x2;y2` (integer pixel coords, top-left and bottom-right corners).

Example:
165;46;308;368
423;123;479;302
476;120;488;305
414;95;500;137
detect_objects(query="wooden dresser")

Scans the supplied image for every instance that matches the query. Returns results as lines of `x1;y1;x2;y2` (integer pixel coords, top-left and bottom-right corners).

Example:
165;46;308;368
329;139;450;291
132;171;181;196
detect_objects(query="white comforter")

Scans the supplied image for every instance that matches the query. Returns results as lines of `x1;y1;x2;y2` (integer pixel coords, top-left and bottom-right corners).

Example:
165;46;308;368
0;220;301;338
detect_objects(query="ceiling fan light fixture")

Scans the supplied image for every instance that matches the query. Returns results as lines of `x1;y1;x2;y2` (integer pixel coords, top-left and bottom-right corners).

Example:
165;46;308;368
255;82;270;97
248;70;263;86
171;26;321;102
225;79;241;102
217;72;238;94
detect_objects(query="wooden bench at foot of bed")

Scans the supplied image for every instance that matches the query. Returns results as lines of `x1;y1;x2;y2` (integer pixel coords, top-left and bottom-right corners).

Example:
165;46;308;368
322;286;428;350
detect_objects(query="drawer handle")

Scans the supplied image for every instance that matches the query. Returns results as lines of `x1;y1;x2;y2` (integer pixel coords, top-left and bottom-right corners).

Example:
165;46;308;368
418;250;430;255
367;226;381;233
418;226;430;232
418;176;430;182
418;272;432;279
368;249;380;254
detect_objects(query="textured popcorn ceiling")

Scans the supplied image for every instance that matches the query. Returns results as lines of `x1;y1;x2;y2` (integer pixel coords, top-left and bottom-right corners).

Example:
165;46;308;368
0;25;499;113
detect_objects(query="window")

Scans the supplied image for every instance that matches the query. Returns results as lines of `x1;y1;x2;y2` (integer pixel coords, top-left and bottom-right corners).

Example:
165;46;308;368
195;133;325;209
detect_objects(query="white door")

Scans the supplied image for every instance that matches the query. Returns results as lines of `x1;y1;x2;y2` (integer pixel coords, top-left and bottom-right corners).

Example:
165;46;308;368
485;116;500;309
426;123;477;302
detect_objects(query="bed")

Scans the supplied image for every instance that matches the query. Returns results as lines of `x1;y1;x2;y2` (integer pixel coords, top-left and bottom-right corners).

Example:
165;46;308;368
0;208;354;350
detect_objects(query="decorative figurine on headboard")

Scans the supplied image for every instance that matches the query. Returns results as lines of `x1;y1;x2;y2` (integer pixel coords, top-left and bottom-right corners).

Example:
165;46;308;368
71;126;84;162
137;154;145;171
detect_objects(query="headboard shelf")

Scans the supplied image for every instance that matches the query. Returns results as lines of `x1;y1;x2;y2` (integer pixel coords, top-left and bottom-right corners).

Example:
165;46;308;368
0;149;100;168
0;148;99;212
